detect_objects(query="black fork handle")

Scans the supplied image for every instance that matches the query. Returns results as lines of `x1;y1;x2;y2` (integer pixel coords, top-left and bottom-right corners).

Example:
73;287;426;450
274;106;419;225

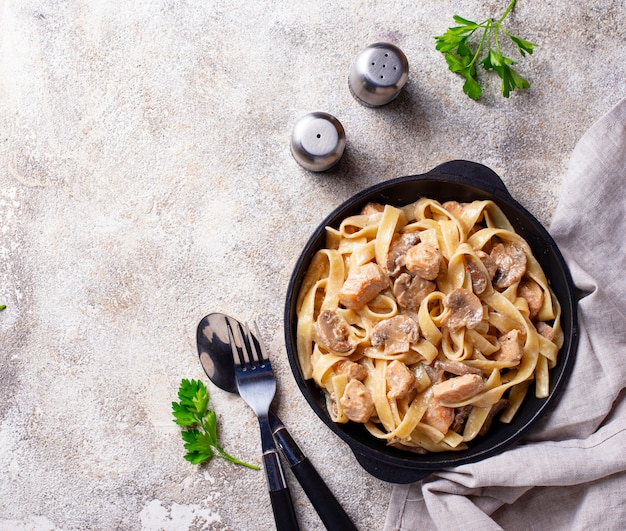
269;487;299;530
263;449;300;531
270;412;358;531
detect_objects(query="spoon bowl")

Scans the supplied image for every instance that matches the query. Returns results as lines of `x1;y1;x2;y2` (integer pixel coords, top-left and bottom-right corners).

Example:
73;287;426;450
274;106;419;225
197;312;239;393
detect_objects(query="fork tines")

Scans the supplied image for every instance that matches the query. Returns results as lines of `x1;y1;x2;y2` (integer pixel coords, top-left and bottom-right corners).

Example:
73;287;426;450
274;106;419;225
226;317;267;369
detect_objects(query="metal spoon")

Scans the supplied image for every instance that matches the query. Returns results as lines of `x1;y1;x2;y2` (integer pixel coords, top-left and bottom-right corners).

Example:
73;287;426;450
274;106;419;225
197;312;358;531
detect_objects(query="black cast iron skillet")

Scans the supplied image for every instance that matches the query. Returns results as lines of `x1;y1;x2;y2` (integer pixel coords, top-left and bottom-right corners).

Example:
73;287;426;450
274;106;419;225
284;160;579;484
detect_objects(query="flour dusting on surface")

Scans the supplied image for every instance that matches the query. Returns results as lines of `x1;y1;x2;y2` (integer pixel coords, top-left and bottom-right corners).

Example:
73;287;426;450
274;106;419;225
139;500;222;530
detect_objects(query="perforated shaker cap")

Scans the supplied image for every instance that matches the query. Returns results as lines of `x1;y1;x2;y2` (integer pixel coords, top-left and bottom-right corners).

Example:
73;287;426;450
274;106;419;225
349;43;409;107
290;112;346;172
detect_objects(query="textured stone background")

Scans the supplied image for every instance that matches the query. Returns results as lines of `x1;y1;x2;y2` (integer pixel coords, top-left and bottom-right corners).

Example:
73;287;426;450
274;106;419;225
0;1;624;530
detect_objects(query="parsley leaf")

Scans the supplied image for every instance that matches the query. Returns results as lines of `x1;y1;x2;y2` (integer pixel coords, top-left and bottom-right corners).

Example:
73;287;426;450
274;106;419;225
434;0;537;99
172;378;259;469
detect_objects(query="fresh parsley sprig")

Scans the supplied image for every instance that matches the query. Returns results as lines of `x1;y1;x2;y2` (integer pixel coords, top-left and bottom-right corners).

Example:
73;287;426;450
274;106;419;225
435;0;537;100
172;378;259;469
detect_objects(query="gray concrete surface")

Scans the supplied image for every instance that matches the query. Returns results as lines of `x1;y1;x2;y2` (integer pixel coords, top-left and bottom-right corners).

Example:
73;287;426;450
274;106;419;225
1;1;624;530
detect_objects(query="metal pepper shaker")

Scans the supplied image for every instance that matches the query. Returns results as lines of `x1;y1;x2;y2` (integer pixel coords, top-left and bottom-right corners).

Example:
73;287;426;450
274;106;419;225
290;112;346;172
349;42;409;107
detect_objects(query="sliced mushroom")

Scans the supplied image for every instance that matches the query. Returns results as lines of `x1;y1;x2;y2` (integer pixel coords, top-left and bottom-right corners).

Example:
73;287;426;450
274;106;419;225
434;359;482;376
387;438;428;454
385;359;417;400
476;250;497;280
314;310;357;355
493;329;524;364
386;231;421;276
339;379;375;423
404;242;442;280
518;278;544;319
393;273;436;311
450;405;473;433
442;288;484;331
371;315;419;355
466;255;490;295
424;364;444;385
432;374;485;403
327;392;340;420
338;262;389;310
478;398;509;436
491;243;527;289
335;359;368;381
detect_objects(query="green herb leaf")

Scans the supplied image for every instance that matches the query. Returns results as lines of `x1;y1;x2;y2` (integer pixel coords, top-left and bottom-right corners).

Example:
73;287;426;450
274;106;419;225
0;305;5;311
444;52;468;74
508;33;537;57
434;0;536;99
204;409;219;442
172;401;198;427
172;379;259;469
452;15;479;28
435;32;467;53
181;429;216;464
510;67;531;90
463;75;483;100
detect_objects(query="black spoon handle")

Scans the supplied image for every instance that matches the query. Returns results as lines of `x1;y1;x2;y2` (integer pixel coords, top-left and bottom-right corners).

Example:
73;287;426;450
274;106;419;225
269;411;358;531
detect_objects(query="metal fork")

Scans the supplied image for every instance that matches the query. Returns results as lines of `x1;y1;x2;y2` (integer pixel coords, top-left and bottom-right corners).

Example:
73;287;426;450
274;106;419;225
227;318;300;531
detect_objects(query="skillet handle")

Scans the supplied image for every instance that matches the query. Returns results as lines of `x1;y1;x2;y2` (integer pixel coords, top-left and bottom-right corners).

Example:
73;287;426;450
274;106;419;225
427;159;512;199
270;415;358;530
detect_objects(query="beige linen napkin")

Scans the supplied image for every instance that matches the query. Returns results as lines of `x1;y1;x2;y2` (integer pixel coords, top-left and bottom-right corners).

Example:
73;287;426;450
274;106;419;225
384;97;626;531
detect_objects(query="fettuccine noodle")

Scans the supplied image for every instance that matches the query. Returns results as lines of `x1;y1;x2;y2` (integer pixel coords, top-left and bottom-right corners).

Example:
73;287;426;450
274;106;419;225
296;198;563;453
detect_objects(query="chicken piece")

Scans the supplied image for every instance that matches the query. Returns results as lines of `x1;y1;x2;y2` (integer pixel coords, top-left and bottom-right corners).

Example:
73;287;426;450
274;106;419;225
434;359;482;376
385;359;416;400
386;232;421;276
360;202;385;215
491;243;527;289
442;201;464;217
371;315;419;355
404;242;442;280
340;379;375;423
393;273;436;311
493;329;524;364
466;256;490;295
442;288;484;331
432;374;485;403
421;398;455;433
314;310;357;354
535;321;556;341
335;360;368;381
518;278;544;319
338;262;389;310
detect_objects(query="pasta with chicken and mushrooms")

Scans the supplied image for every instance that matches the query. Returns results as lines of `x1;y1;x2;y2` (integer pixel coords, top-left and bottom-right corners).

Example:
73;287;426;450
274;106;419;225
295;198;563;453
